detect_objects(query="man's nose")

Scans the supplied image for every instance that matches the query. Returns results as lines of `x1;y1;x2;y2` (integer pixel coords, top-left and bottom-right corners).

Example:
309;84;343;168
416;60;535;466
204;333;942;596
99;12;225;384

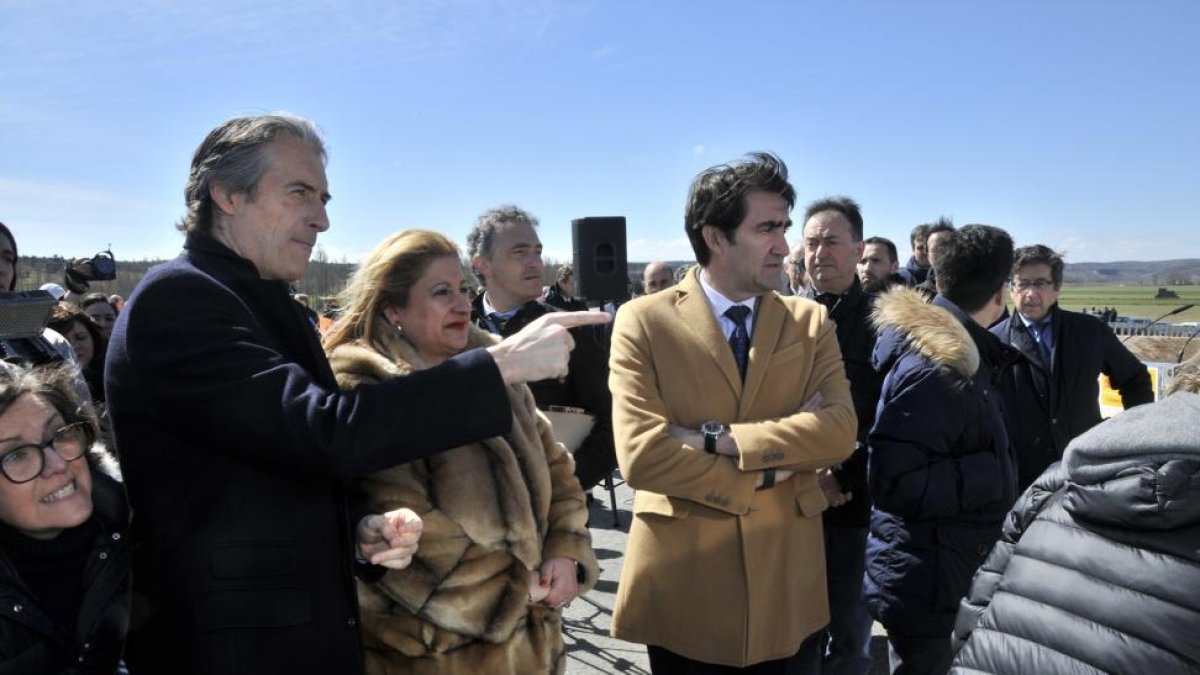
313;205;331;232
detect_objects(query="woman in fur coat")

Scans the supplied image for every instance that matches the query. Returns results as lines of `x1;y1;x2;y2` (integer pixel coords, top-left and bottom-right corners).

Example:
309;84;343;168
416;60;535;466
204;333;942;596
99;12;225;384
325;229;598;675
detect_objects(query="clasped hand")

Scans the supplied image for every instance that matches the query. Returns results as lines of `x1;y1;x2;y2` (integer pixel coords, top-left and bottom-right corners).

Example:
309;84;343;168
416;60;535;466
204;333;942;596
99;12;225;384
526;557;579;609
356;508;424;569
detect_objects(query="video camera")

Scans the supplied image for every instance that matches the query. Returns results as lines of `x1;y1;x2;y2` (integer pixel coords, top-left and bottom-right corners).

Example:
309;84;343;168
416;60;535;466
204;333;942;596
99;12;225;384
63;249;117;295
0;290;64;365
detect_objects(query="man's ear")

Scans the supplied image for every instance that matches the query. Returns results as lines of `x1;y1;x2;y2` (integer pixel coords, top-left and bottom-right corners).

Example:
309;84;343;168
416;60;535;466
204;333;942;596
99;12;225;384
701;225;727;256
209;183;240;217
471;254;487;282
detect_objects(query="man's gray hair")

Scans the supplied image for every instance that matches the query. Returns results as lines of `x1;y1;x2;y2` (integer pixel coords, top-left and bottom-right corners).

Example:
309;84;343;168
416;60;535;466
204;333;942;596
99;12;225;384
465;205;539;284
178;114;326;235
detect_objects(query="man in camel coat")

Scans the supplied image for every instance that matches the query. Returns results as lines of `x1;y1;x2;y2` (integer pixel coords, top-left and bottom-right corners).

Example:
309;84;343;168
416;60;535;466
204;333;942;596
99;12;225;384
609;152;857;673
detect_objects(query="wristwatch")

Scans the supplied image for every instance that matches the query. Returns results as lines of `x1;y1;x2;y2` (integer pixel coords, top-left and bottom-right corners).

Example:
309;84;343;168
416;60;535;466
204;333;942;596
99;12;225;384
700;421;727;454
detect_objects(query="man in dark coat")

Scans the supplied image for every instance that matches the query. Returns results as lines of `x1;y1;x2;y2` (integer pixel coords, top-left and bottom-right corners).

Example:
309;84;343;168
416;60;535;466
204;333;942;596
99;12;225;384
865;225;1020;675
951;358;1200;674
991;245;1153;491
468;205;617;492
911;219;954;299
897;224;930;288
105;115;605;675
799;196;883;675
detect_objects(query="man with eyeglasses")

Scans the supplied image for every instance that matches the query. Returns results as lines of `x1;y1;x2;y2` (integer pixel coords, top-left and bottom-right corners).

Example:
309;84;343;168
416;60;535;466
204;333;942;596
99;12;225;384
991;244;1153;491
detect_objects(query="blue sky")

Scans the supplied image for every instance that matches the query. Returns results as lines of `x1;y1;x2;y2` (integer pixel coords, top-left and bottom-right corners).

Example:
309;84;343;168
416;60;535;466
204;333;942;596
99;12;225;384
3;0;1198;266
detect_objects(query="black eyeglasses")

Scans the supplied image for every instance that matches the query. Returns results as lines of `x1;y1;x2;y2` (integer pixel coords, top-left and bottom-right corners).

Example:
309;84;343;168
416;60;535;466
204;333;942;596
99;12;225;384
0;422;90;484
1013;279;1055;292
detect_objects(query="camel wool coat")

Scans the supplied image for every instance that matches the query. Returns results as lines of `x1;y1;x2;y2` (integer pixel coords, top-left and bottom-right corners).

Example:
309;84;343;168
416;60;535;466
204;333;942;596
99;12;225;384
328;324;598;675
609;268;857;667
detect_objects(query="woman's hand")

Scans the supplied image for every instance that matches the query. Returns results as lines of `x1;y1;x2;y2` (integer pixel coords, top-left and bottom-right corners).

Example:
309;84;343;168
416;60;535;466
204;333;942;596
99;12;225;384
526;569;550;604
356;508;423;569
537;557;579;609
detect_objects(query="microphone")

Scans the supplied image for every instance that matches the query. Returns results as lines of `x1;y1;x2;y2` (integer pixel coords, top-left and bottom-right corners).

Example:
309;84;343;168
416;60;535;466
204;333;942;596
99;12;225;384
1120;304;1195;343
1177;323;1200;363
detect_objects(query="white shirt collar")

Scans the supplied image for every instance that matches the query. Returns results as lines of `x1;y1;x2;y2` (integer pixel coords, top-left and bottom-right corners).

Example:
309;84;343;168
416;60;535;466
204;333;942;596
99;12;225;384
698;268;757;340
480;292;519;319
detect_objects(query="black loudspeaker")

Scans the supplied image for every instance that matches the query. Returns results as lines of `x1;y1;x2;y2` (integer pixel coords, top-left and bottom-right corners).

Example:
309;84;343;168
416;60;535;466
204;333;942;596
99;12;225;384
572;216;629;302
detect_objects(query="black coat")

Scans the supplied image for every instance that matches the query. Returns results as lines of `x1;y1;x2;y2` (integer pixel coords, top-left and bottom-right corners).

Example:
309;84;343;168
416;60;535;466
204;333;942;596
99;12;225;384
951;392;1200;674
991;306;1154;491
898;256;928;287
105;236;512;675
0;471;129;675
802;278;881;527
471;296;616;491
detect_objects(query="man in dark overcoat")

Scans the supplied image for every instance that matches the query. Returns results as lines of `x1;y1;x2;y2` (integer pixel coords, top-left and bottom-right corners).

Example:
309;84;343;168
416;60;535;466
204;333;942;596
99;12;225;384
105;114;604;675
991;244;1153;490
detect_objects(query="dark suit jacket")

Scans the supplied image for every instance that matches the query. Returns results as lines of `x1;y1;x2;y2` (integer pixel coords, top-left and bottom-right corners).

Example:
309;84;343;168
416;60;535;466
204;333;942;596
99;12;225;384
991;305;1154;491
105;236;511;675
802;278;882;527
471;295;616;490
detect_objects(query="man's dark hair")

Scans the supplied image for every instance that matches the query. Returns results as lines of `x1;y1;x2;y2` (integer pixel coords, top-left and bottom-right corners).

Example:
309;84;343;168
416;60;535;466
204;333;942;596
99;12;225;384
803;196;863;241
0;221;16;291
933;224;1014;313
684;152;795;266
925;217;955;238
909;223;930;248
864;236;898;264
179;114;326;235
1012;244;1065;289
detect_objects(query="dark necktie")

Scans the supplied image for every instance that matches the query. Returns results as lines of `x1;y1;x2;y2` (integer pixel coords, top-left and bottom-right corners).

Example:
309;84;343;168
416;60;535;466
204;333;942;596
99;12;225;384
725;305;751;382
1032;321;1052;368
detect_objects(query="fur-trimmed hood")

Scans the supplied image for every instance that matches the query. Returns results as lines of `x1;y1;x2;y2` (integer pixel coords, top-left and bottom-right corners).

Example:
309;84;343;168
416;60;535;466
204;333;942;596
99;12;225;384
871;288;979;379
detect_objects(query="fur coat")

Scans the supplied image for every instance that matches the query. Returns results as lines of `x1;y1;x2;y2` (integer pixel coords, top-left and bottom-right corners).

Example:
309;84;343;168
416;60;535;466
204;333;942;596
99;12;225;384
327;323;598;675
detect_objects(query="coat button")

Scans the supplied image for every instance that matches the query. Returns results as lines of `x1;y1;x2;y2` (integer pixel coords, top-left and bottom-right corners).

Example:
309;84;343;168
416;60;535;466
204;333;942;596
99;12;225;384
111;533;121;541
977;544;989;556
347;617;357;627
12;604;21;613
99;552;108;560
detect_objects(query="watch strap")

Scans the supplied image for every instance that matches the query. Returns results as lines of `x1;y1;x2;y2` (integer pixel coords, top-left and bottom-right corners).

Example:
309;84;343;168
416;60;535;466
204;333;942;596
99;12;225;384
758;468;776;490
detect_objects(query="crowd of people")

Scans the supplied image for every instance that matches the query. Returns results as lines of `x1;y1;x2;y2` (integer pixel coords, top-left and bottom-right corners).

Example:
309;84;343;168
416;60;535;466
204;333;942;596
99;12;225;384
0;114;1196;675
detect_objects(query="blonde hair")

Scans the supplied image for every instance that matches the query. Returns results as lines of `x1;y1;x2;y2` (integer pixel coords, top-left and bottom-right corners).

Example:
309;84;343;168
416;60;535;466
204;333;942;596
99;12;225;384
1167;352;1200;396
323;230;460;352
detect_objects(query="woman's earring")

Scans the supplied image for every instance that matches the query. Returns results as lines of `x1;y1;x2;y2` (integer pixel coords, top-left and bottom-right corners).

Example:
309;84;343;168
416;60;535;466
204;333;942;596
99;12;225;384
393;323;404;335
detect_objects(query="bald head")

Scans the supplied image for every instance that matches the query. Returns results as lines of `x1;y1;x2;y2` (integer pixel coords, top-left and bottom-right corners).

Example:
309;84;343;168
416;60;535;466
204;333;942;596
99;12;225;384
784;241;806;292
642;261;675;294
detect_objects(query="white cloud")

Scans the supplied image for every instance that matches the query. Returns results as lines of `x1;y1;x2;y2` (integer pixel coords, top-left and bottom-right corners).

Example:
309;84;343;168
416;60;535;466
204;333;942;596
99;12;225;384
693;144;707;155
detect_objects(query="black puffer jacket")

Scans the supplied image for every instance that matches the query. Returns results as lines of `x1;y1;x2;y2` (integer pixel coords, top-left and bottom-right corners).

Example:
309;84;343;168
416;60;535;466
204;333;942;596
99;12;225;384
951;391;1200;675
0;466;130;674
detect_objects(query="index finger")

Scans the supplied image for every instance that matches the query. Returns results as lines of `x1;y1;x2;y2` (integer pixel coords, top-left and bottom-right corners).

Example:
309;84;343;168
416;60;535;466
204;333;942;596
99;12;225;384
542;311;612;328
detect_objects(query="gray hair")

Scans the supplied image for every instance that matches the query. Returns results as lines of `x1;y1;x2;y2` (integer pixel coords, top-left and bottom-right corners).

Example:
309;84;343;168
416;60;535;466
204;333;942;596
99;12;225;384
465;204;539;283
178;114;326;235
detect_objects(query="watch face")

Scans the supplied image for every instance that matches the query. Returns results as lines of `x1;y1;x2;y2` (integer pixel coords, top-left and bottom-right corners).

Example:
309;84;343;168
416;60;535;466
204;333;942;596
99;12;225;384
701;421;725;436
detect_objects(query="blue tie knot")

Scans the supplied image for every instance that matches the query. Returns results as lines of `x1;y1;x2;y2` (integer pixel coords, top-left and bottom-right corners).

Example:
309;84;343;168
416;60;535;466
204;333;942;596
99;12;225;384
725;305;751;324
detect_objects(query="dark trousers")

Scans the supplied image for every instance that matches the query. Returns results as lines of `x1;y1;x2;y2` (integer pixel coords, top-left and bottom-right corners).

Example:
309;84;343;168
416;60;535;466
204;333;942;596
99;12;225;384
647;630;824;675
820;524;873;675
885;632;951;675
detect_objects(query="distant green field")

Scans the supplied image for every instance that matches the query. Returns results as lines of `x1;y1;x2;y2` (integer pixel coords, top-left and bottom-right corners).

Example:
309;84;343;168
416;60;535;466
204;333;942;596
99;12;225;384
1056;284;1200;323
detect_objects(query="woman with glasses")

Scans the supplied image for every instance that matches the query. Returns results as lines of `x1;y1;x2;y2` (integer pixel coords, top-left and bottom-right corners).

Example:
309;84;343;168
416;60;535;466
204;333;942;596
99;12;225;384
325;230;598;675
0;362;129;673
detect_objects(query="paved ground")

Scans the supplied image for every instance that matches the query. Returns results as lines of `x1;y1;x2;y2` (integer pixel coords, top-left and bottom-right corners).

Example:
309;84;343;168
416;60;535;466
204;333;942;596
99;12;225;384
564;478;891;675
